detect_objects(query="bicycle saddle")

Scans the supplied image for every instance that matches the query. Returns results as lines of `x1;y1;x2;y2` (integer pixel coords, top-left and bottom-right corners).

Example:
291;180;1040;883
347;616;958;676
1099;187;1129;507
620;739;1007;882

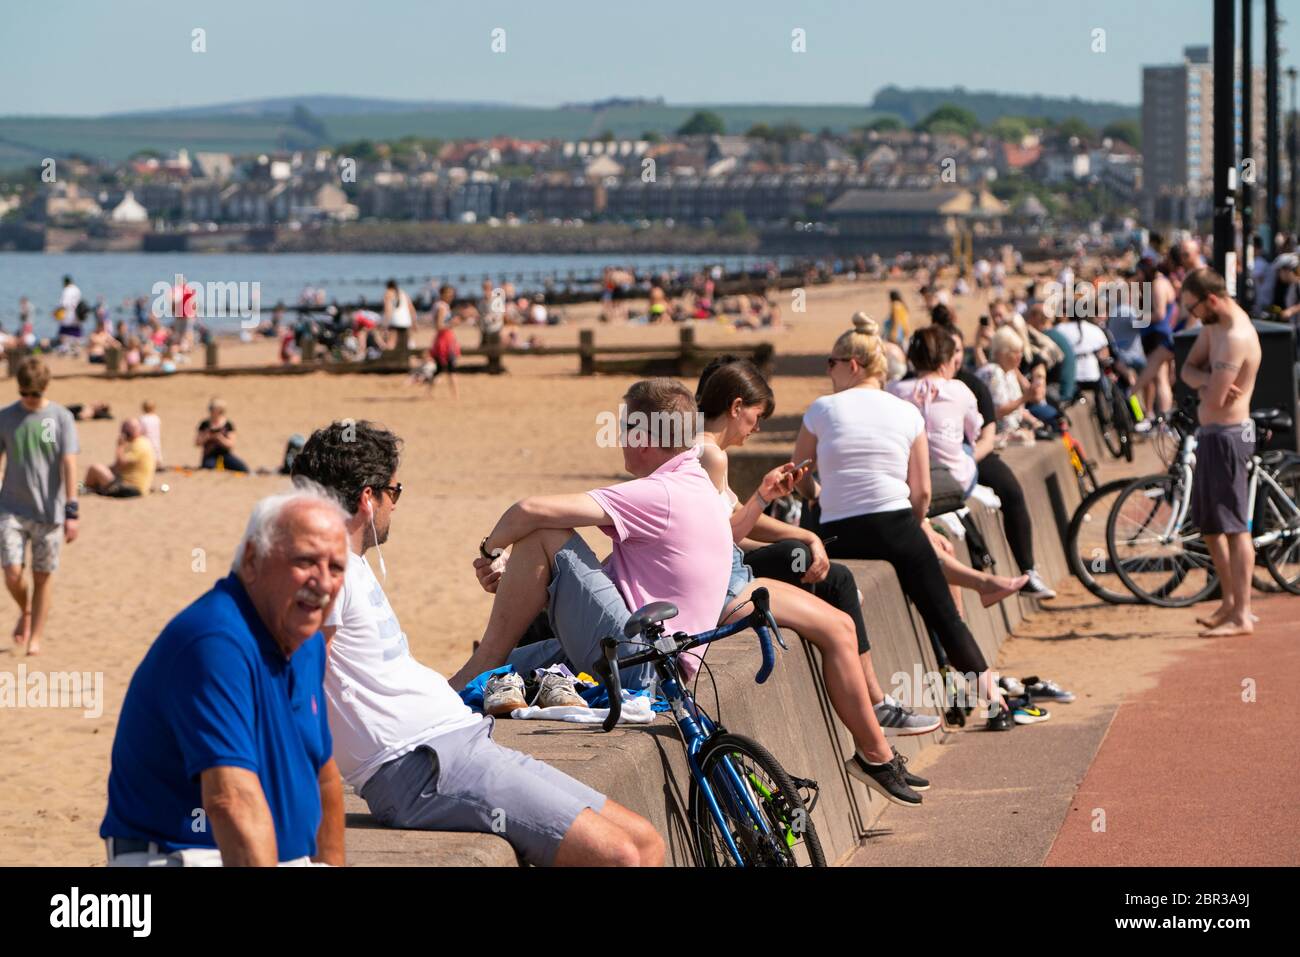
1251;408;1293;431
1259;449;1300;468
623;601;678;639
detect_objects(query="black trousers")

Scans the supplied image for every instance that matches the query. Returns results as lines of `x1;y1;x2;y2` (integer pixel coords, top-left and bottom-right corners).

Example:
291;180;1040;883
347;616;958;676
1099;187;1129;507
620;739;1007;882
819;509;987;674
975;452;1034;573
741;540;870;655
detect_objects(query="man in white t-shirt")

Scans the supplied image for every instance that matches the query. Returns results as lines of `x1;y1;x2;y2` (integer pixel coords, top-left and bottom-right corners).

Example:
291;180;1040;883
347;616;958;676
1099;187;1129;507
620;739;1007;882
1055;316;1110;389
291;420;663;867
60;275;82;322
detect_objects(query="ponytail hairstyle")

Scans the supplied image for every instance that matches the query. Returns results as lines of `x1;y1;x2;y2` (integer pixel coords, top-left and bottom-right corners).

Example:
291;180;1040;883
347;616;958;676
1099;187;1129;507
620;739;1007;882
830;312;888;382
696;354;775;420
908;323;957;373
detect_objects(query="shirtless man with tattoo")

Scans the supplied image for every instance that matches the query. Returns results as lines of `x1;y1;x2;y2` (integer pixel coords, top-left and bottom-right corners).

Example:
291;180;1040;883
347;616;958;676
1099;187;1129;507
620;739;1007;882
1178;268;1262;637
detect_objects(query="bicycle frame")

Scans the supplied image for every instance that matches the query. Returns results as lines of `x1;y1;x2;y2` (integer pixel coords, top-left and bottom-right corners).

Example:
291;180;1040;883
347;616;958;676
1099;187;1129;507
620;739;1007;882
594;591;788;866
1247;460;1300;547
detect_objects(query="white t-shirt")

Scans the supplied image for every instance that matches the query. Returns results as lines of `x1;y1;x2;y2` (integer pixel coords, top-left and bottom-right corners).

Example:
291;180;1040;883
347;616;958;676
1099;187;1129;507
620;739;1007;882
324;551;480;789
389;292;413;329
802;388;924;523
1057;319;1109;383
60;283;81;319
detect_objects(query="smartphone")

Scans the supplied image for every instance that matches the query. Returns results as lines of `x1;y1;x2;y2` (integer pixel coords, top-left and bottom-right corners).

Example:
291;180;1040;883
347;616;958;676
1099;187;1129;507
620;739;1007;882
792;458;814;471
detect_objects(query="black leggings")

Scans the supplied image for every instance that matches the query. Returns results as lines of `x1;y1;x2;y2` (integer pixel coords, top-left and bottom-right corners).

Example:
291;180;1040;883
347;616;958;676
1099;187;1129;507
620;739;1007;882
741;540;870;655
975;452;1034;573
819;509;987;674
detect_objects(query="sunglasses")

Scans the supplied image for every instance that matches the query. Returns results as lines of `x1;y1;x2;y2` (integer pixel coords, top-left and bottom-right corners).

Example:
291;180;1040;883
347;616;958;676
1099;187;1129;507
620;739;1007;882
19;391;42;399
827;356;852;369
379;483;403;504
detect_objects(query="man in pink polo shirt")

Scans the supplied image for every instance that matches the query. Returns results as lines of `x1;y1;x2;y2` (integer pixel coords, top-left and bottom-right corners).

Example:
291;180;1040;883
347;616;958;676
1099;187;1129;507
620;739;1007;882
449;378;731;692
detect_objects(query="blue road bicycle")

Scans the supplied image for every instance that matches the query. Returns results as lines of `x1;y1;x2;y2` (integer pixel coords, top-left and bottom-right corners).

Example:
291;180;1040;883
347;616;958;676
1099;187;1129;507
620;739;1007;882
594;587;826;867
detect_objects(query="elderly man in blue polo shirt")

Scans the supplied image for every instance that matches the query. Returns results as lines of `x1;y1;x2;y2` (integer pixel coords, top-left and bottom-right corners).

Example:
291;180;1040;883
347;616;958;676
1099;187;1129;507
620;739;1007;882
100;485;349;866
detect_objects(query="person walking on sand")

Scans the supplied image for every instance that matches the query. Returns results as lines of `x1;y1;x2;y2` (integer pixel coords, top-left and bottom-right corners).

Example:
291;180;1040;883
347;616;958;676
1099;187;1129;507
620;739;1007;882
428;284;460;399
0;356;79;656
1178;268;1262;637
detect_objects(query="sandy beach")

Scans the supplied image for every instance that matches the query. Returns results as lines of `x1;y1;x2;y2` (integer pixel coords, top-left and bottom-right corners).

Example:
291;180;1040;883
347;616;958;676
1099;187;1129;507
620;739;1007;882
0;274;1191;866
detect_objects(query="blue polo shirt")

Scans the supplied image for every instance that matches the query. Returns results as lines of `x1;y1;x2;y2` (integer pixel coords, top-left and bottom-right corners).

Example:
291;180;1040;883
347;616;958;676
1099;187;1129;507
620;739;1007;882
101;574;331;861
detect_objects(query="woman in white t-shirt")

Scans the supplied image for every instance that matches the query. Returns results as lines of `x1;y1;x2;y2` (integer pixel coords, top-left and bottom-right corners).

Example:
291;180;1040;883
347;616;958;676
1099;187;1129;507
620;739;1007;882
793;314;1020;727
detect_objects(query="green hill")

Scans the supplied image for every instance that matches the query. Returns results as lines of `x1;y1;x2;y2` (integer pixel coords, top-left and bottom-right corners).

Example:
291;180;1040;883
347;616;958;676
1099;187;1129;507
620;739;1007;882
870;85;1138;128
0;103;882;170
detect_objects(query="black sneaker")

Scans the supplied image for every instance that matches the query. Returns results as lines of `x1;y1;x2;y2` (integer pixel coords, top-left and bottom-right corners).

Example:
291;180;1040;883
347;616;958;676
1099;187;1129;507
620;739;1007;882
846;752;923;806
891;747;930;791
985;702;1014;731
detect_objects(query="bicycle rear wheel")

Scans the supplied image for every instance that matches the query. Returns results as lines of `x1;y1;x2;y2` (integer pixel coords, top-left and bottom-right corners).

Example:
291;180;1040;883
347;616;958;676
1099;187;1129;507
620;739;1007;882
1258;464;1300;595
689;732;825;867
1110;385;1135;463
1065;435;1099;499
1107;475;1219;607
1093;386;1125;460
1066;478;1141;604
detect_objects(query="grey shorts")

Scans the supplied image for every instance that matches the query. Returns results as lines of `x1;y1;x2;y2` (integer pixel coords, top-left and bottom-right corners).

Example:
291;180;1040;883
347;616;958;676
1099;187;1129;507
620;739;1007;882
359;717;606;866
506;533;654;690
0;512;62;573
1192;423;1255;535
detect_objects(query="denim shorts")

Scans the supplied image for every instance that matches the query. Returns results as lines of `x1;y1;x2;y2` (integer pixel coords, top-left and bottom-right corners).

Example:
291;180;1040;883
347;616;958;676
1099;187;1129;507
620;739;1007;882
722;543;754;611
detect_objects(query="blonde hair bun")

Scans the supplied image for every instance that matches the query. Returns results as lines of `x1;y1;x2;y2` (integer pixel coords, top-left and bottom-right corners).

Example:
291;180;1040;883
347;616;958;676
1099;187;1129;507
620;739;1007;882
851;312;878;337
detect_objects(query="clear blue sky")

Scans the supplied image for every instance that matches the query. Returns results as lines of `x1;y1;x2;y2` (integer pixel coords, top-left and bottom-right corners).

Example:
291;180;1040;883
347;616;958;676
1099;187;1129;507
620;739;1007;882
2;0;1296;115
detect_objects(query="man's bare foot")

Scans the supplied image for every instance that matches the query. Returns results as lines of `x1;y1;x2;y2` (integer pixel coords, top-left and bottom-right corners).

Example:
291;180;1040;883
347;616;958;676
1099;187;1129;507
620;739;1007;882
1196;610;1259;627
1199;619;1254;637
12;612;30;646
981;574;1029;608
1195;606;1231;628
25;634;42;655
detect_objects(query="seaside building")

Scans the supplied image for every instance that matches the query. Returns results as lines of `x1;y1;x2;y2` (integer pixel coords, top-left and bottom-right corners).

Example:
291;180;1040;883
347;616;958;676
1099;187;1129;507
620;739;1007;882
1142;45;1264;228
825;187;1007;252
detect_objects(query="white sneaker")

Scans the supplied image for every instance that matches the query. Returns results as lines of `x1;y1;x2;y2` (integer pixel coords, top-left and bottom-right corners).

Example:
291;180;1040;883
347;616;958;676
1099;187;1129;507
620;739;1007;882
533;671;589;709
1021;569;1056;600
484;672;527;716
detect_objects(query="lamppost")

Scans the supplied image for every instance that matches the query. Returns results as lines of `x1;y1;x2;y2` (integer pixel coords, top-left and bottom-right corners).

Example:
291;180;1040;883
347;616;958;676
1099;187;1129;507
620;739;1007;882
1289;66;1298;237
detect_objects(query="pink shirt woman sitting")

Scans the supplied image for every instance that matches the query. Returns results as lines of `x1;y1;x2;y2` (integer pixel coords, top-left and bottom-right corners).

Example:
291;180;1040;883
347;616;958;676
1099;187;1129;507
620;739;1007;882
888;325;983;495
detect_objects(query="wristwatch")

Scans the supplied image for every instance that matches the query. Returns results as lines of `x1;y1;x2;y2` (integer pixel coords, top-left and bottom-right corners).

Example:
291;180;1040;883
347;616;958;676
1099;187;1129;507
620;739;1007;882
479;536;495;560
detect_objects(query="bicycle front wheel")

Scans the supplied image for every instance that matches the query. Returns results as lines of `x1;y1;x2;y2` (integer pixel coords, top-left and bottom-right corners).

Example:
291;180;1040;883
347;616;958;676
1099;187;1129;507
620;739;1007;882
1066;478;1141;605
1107;475;1219;607
689;733;825;867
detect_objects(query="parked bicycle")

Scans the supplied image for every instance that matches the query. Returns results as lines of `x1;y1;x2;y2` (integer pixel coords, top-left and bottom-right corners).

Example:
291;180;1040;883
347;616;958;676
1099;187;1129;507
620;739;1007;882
594;586;826;867
1105;407;1300;606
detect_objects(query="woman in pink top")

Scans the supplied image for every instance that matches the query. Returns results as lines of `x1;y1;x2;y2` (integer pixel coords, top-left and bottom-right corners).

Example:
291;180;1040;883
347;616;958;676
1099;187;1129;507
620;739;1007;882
889;325;983;496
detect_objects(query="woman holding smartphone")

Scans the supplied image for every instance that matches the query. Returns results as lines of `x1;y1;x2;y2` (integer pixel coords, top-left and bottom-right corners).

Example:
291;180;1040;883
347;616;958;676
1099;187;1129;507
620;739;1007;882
694;356;933;805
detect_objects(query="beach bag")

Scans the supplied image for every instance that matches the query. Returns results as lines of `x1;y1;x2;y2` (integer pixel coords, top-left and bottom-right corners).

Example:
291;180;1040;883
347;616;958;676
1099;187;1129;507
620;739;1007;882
927;465;966;517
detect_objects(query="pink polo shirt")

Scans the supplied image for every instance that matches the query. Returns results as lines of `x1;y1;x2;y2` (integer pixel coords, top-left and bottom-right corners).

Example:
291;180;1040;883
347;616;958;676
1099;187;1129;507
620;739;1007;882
587;447;731;643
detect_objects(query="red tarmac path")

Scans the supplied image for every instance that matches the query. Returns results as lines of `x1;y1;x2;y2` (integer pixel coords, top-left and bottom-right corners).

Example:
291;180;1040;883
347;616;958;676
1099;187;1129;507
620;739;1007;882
1046;592;1300;866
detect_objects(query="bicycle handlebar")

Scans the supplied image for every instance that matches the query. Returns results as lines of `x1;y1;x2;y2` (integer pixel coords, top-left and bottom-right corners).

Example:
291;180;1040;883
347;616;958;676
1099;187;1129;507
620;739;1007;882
594;587;778;732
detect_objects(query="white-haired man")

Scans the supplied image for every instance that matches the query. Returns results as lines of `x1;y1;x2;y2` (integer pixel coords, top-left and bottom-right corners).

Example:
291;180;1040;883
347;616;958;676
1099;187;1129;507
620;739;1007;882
100;485;349;865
